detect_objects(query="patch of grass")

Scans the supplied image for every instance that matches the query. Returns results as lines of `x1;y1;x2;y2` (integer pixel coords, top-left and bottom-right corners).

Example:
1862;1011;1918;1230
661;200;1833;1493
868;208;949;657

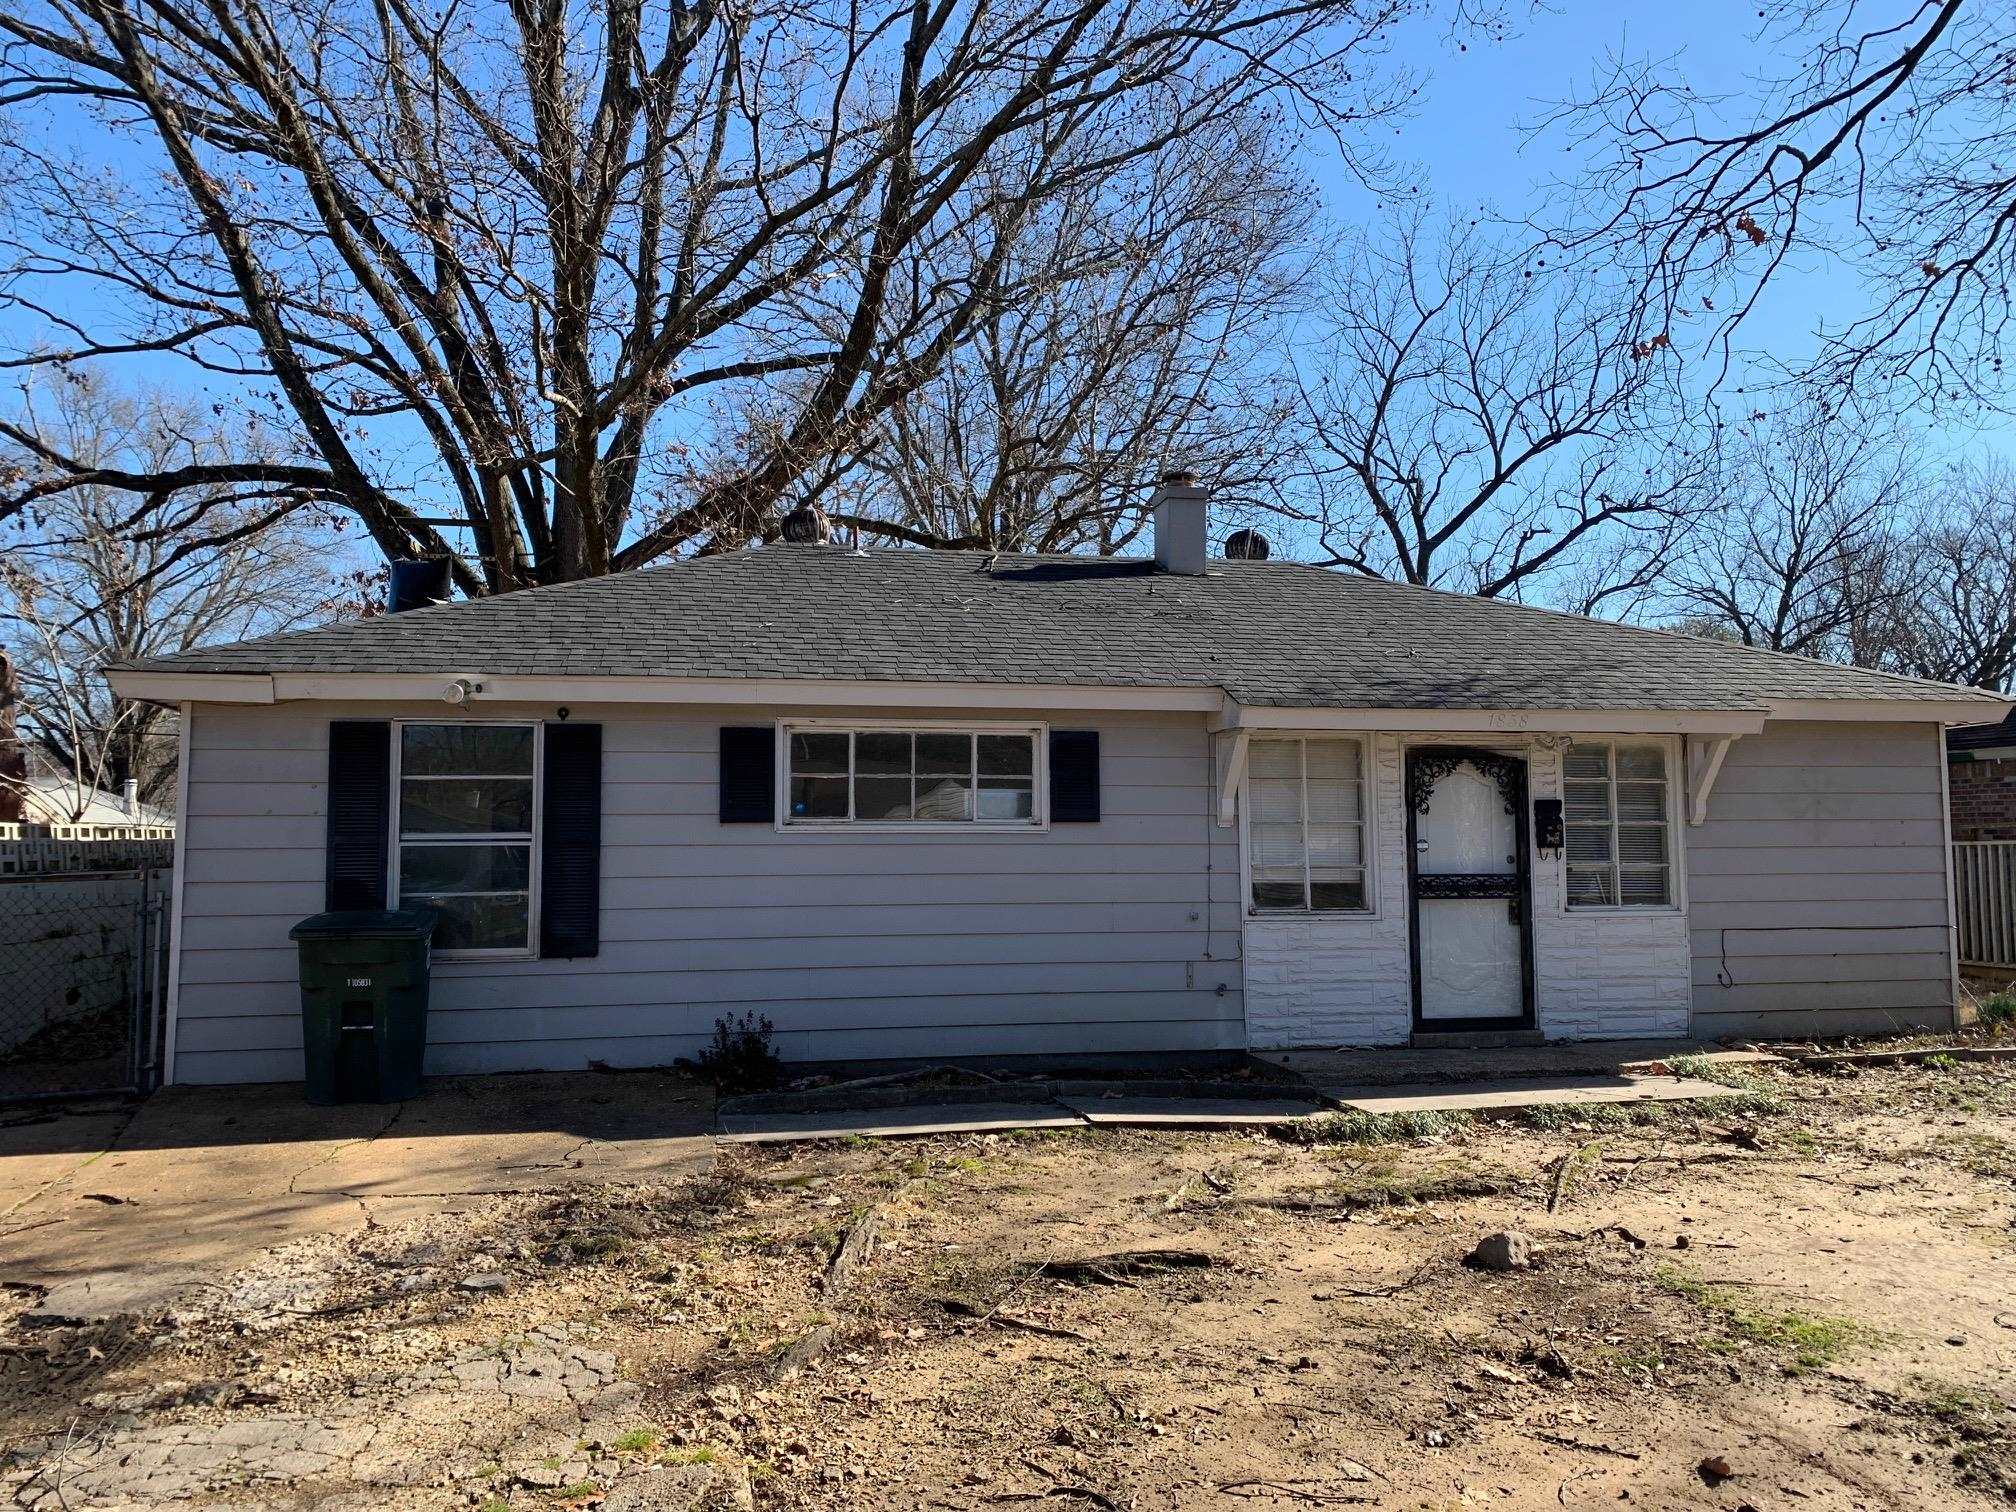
1918;1131;2016;1180
1925;1052;1961;1071
476;1500;509;1512
472;1462;502;1480
1977;993;2016;1031
612;1427;661;1455
1657;1267;1865;1371
661;1445;720;1466
1518;1100;1674;1133
542;1455;563;1471
552;1481;599;1499
1278;1108;1476;1145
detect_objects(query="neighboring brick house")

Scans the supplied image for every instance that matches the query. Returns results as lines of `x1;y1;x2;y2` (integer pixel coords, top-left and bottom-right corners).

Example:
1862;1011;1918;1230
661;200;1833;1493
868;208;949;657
1948;711;2016;841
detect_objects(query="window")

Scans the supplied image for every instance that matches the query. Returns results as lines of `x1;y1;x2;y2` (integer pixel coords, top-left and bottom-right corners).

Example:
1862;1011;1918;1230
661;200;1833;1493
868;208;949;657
1563;741;1673;908
1247;737;1369;912
783;725;1041;826
392;722;538;952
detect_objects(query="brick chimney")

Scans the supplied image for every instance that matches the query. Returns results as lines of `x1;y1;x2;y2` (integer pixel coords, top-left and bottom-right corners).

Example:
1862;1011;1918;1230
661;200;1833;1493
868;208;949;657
1151;470;1208;576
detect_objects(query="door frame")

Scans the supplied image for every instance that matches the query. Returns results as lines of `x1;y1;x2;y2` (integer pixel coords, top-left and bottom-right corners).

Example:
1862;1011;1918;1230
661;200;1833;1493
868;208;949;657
1405;745;1536;1032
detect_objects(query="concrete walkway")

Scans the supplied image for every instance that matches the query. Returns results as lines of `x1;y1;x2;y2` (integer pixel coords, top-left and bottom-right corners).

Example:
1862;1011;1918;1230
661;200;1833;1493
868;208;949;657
0;1071;713;1287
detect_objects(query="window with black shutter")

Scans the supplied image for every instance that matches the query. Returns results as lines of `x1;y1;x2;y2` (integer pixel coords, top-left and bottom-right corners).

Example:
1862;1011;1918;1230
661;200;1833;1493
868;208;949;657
326;720;391;909
540;722;602;958
1049;730;1100;823
719;726;776;823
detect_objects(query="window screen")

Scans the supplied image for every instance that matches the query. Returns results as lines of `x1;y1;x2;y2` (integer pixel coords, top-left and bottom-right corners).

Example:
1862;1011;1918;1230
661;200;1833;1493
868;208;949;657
1248;738;1369;913
1563;741;1672;908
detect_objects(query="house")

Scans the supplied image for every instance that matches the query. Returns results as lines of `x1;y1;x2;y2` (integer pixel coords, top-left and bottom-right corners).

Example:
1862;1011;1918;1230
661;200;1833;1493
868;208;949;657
107;480;2010;1087
1947;710;2016;842
12;775;176;834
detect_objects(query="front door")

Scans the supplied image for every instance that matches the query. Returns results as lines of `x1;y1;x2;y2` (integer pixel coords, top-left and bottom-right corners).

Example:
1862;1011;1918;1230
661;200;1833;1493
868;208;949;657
1406;747;1533;1030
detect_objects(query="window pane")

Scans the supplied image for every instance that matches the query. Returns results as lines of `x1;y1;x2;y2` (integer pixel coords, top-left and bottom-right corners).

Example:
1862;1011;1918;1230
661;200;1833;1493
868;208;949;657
912;776;973;821
791;731;849;775
1620;867;1671;906
856;731;911;775
915;732;970;773
1618;823;1668;865
1565;823;1612;864
400;777;533;834
978;735;1033;776
1310;873;1365;911
1251;874;1306;911
1563;744;1611;783
399;842;530;893
856;776;915;821
1564;780;1612;823
1566;867;1617;906
407;892;529;950
1250;820;1305;872
1306;742;1362;825
790;774;848;819
1617;745;1667;782
401;724;533;777
976;780;1034;820
1248;741;1302;825
1616;781;1666;823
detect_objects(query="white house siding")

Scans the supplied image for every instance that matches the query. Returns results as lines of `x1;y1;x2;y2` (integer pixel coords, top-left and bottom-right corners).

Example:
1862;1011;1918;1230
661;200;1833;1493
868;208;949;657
1686;720;1956;1038
171;701;1242;1085
1243;733;1691;1049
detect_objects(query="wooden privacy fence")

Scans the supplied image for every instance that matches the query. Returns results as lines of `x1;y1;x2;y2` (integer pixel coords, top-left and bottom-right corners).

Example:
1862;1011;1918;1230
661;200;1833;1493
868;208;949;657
1955;841;2016;967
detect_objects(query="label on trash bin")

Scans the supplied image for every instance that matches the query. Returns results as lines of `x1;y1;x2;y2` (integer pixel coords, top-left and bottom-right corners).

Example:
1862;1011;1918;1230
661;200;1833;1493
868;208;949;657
347;977;372;988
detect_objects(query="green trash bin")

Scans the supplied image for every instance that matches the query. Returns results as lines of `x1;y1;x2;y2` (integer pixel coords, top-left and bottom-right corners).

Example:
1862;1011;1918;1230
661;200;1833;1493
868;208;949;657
288;909;438;1104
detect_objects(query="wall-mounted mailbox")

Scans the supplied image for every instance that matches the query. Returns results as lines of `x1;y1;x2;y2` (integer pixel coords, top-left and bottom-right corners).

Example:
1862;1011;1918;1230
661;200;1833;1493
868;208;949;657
1532;797;1564;856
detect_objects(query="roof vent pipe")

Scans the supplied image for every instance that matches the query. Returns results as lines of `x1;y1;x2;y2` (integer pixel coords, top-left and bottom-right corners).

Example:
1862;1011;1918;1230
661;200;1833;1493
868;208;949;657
1150;470;1208;576
1223;529;1270;561
779;504;832;544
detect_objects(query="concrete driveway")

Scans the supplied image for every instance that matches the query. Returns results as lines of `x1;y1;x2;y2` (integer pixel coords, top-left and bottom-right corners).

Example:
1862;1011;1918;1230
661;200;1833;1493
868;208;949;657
0;1071;713;1290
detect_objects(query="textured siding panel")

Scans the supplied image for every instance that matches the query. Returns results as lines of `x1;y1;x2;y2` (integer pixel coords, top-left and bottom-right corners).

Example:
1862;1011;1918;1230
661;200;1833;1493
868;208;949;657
1686;721;1956;1036
171;702;1241;1084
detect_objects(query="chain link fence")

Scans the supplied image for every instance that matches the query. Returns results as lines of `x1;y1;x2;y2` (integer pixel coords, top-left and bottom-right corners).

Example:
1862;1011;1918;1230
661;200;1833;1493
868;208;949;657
0;870;170;1103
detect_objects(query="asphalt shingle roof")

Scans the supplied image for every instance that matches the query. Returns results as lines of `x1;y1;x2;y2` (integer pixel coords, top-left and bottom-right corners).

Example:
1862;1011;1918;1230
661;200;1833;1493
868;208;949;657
122;546;2005;712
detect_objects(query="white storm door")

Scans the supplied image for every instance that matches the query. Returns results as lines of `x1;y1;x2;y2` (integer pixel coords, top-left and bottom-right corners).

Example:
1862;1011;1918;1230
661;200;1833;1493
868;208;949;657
1411;754;1528;1024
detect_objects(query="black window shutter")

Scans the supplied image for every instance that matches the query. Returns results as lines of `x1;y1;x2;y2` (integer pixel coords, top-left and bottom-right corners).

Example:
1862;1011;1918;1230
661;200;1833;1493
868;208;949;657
540;722;602;959
326;720;391;910
719;726;776;823
1049;730;1101;823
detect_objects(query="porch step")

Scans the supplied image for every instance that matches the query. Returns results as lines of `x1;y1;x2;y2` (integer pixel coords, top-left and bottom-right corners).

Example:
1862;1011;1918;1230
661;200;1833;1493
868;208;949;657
1408;1029;1547;1050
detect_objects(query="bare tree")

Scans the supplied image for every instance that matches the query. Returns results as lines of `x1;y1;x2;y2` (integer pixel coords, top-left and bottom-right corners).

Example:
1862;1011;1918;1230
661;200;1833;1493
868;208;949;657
820;114;1310;553
0;0;1425;592
1286;209;1709;605
0;372;340;817
1655;396;1923;658
1860;459;2016;692
1545;0;2016;406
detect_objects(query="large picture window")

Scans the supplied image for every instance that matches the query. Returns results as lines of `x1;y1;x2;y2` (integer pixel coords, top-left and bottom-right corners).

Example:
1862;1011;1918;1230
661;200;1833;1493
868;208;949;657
1248;737;1370;913
392;722;538;952
783;725;1041;826
1563;740;1674;908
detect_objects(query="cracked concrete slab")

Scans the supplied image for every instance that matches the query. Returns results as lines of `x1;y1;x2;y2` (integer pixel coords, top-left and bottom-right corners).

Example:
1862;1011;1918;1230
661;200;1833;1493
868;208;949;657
0;1071;713;1284
1057;1095;1326;1127
3;1324;642;1509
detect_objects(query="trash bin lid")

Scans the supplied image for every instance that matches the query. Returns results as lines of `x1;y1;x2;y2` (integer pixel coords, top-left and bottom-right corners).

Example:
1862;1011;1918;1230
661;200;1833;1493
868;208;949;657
289;908;440;941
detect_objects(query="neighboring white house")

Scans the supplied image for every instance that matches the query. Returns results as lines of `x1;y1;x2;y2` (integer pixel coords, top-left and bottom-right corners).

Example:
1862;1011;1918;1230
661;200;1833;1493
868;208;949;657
107;481;2011;1087
14;775;175;833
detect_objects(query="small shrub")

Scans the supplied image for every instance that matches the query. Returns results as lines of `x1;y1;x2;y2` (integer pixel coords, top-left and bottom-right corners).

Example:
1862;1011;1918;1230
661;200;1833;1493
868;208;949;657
1978;993;2016;1031
682;1012;781;1093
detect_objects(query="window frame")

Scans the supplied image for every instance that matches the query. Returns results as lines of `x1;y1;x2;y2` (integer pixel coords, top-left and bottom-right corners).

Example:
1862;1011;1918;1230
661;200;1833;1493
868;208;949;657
1241;734;1376;917
773;717;1050;832
386;718;543;960
1560;735;1685;914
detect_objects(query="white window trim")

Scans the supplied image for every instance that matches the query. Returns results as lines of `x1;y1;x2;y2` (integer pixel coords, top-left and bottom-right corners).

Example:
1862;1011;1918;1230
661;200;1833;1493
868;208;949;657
774;717;1050;833
387;718;543;960
1560;733;1687;916
1239;733;1378;918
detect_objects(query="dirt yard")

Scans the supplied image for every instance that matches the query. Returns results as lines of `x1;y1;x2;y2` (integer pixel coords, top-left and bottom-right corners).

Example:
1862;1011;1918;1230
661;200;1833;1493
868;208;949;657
3;1046;2014;1510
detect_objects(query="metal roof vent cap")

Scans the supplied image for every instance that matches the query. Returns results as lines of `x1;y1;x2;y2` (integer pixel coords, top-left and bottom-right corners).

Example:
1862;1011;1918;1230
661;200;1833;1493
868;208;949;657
779;503;832;544
1223;528;1270;560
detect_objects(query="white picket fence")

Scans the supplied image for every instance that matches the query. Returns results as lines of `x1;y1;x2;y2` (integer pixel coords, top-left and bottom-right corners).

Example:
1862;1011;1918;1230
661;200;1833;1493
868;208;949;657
1955;841;2016;967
